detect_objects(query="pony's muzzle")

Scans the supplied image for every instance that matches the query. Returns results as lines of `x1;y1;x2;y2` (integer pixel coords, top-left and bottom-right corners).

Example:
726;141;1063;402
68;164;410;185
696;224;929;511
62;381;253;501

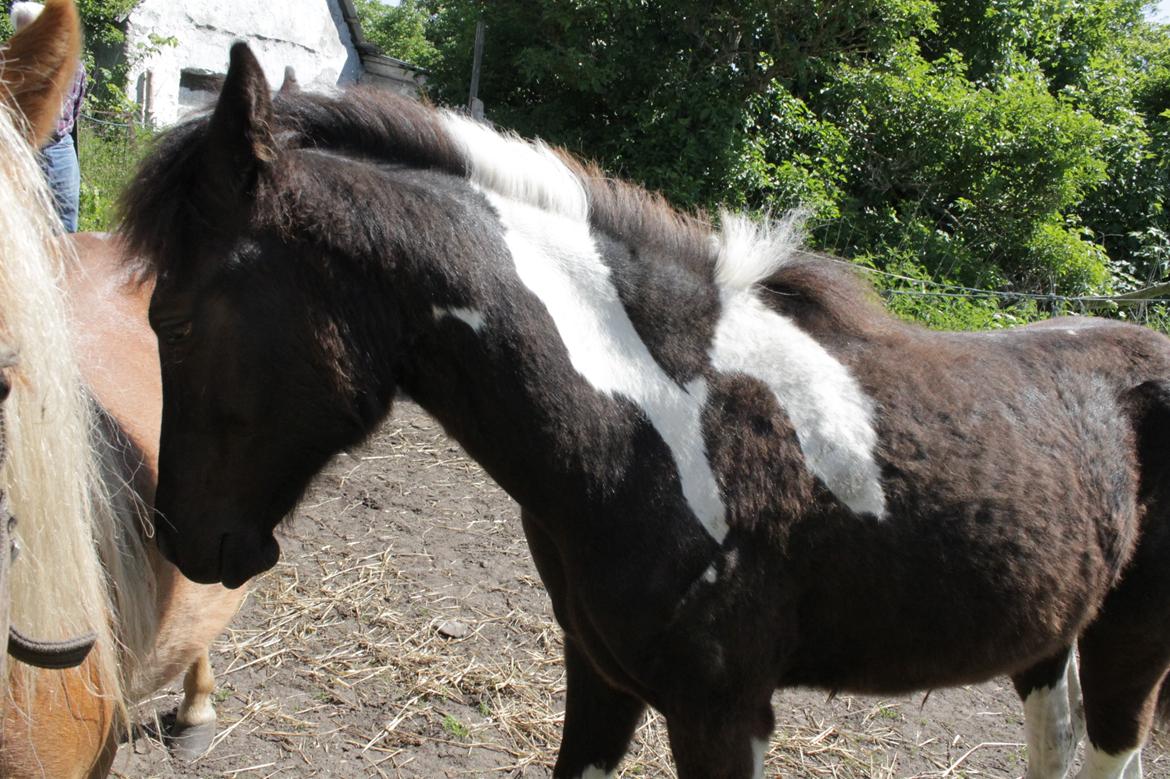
155;517;278;589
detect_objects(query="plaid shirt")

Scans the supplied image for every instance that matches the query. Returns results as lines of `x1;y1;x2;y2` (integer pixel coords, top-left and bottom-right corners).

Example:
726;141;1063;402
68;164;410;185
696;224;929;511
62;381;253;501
53;61;86;141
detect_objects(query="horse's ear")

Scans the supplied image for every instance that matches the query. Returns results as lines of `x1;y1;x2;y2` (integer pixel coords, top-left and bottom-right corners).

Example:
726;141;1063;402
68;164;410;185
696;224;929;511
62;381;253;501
203;43;276;200
0;0;82;145
279;66;300;94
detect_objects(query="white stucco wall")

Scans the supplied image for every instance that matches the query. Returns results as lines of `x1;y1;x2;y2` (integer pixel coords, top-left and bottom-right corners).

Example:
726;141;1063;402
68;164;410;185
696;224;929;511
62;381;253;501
125;0;362;126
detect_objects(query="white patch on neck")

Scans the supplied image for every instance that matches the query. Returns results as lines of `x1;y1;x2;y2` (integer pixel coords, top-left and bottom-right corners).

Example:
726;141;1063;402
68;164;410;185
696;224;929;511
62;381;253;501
1078;744;1142;778
577;765;614;779
710;287;886;518
440;111;588;221
1022;657;1077;778
488;192;729;543
433;305;486;333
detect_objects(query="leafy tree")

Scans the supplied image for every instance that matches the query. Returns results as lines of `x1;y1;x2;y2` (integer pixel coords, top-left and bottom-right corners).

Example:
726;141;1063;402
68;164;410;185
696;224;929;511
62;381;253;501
354;0;438;68
420;0;1169;301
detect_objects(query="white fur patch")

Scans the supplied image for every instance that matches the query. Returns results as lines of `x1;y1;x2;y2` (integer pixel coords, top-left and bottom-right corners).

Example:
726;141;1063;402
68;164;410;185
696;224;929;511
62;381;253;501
447;115;883;528
1077;745;1142;778
433;305;486;333
488;193;729;542
1022;659;1077;779
710;287;886;518
715;211;804;290
577;765;613;779
440;111;588;221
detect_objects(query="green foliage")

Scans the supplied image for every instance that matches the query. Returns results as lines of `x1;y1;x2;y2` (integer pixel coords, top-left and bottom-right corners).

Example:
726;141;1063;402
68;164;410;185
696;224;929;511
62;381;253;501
354;0;437;68
417;0;1169;308
865;251;1044;330
77;119;154;231
73;0;139;109
812;49;1110;292
441;713;469;739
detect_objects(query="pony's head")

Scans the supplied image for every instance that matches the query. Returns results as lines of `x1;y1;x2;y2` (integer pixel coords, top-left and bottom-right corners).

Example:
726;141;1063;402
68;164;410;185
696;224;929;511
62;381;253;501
122;45;422;587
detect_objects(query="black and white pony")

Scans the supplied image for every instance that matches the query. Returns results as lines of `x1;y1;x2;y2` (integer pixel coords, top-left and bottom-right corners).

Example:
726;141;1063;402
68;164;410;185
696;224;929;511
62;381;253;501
121;43;1170;779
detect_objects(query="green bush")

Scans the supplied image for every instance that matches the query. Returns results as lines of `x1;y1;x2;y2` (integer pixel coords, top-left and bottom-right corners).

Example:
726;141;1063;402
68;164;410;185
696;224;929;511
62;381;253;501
77;118;154;232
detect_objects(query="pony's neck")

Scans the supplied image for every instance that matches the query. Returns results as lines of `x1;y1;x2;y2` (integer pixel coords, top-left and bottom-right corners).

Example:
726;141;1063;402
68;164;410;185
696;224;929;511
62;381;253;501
377;176;721;526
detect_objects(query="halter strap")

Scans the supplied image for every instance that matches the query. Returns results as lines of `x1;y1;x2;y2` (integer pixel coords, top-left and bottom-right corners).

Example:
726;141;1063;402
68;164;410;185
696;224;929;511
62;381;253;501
2;511;98;670
7;625;96;669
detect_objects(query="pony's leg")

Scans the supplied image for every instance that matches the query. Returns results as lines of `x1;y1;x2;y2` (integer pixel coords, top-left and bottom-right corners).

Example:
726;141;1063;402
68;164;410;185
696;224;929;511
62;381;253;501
1012;647;1079;778
552;638;646;778
169;650;218;760
1067;650;1087;747
1072;611;1170;778
664;698;774;779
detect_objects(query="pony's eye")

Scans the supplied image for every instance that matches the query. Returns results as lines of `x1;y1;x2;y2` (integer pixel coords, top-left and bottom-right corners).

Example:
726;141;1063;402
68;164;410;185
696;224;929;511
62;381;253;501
163;321;193;345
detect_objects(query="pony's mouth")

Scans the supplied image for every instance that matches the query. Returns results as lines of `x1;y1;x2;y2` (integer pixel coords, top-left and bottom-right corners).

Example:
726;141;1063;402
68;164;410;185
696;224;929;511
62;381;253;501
156;523;280;588
218;530;281;589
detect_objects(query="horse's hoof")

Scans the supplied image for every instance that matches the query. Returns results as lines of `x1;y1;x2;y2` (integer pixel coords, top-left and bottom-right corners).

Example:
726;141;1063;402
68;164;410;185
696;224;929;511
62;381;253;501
167;720;216;761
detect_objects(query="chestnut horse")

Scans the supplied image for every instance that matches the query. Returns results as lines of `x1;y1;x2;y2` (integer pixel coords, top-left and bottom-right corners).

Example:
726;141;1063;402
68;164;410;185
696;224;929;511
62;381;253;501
0;4;246;776
123;43;1170;779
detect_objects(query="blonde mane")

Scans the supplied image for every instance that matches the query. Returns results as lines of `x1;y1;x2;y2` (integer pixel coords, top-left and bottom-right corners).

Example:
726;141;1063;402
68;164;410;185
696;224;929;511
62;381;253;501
0;102;155;721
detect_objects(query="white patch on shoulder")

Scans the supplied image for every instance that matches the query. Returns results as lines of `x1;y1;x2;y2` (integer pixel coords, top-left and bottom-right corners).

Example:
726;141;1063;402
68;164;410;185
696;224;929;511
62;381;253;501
1077;745;1142;778
710;286;886;518
715;211;803;290
1022;657;1077;778
488;192;729;543
433;305;486;333
440;111;588;221
577;765;614;779
702;563;718;583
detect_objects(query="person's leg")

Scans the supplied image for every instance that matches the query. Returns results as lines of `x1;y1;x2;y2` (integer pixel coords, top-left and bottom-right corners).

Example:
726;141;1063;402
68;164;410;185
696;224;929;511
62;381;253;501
40;134;81;232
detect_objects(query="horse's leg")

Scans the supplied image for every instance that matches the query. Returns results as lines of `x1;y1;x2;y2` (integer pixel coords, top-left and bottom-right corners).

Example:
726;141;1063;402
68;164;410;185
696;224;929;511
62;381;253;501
1012;647;1079;778
664;697;774;779
1067;650;1087;747
519;510;646;777
553;637;646;778
168;650;218;760
1072;586;1170;778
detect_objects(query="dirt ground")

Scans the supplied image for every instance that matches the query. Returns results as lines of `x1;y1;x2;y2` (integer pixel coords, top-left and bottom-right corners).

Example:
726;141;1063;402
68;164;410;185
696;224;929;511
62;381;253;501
113;401;1170;778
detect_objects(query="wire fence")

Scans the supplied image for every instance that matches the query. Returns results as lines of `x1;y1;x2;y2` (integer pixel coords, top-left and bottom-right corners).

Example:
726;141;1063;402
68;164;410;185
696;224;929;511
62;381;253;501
853;262;1170;330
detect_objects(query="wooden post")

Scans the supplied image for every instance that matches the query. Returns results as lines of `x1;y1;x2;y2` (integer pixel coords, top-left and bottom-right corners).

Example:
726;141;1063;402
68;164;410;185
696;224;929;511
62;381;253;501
468;18;485;117
1083;281;1170;311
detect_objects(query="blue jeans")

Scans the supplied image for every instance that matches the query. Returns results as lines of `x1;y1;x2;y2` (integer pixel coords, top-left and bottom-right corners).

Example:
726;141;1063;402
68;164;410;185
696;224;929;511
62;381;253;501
40;133;80;233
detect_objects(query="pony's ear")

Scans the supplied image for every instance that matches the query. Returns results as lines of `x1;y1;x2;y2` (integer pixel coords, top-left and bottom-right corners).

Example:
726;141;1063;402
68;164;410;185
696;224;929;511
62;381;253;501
203;43;276;200
278;66;300;94
0;0;82;145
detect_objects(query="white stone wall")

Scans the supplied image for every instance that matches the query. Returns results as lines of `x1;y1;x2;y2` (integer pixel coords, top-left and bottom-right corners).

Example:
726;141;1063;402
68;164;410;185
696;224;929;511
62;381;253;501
125;0;362;126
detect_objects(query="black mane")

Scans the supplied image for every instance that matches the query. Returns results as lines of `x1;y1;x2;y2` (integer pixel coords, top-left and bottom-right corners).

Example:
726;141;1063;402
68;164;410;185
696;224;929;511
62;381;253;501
119;85;895;336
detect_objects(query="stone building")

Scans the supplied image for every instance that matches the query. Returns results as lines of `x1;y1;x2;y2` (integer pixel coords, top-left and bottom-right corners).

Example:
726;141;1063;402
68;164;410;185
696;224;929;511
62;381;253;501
121;0;423;126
